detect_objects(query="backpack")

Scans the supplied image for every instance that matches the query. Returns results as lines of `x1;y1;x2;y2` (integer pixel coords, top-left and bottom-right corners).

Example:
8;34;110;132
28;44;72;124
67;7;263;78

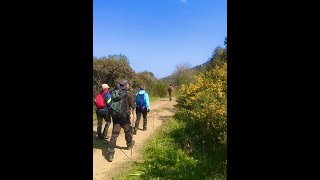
168;86;173;93
110;90;129;118
136;93;145;110
95;92;106;109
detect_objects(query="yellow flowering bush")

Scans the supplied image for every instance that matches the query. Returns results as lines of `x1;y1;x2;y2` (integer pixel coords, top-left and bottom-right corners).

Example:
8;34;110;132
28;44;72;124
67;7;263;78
176;62;227;146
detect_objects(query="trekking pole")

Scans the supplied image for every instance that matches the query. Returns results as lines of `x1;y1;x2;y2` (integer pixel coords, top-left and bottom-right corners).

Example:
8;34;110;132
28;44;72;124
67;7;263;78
119;149;131;160
131;110;135;159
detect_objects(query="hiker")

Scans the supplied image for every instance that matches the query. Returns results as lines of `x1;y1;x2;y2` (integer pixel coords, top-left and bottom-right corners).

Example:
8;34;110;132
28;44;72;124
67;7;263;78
133;85;150;134
94;84;112;139
107;80;136;162
167;84;174;101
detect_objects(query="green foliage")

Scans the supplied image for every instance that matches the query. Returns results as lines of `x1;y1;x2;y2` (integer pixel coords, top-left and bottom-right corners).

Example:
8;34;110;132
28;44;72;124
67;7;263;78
107;54;130;65
171;62;197;91
93;55;135;94
131;71;158;93
208;42;227;70
210;46;225;62
131;71;167;98
173;42;227;177
176;61;227;143
153;82;167;98
114;119;226;180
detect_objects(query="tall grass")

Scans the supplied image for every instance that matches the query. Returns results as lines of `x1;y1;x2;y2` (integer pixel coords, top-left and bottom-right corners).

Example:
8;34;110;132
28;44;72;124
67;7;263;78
114;118;226;180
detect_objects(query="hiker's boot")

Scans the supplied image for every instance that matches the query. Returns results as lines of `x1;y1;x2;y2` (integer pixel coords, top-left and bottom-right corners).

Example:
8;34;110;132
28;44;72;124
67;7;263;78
133;127;137;135
107;149;115;162
127;140;135;150
143;121;147;131
97;134;104;139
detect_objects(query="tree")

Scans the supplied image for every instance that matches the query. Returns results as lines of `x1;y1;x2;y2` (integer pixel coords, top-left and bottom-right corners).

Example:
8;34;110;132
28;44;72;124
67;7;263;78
172;62;196;89
208;45;227;69
93;56;135;94
141;70;155;78
211;46;225;61
108;54;129;65
131;71;158;94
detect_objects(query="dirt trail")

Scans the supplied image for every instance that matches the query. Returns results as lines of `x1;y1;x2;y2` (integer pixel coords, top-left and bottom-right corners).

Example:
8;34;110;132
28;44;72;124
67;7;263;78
93;97;177;180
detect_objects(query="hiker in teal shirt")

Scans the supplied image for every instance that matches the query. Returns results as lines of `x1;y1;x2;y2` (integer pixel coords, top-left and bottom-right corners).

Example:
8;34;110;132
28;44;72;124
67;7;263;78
133;85;150;134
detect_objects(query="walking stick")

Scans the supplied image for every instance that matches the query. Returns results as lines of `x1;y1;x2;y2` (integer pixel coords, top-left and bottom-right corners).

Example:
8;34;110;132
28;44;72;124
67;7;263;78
131;110;135;159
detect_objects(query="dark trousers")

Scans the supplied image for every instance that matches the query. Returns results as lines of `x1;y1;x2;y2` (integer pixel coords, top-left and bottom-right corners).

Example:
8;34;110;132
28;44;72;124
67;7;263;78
135;108;148;129
169;92;172;101
96;108;111;137
109;117;132;151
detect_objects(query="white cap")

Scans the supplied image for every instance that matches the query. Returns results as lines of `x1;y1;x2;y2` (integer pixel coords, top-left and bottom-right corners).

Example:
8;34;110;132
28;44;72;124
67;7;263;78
101;84;109;89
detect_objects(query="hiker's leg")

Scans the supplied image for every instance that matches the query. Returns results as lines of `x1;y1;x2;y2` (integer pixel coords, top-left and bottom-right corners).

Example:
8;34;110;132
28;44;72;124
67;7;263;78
102;121;110;138
118;117;132;145
143;109;148;130
135;108;142;129
123;123;131;143
102;110;111;137
109;122;121;150
107;119;120;162
107;110;112;123
96;110;104;136
122;123;134;148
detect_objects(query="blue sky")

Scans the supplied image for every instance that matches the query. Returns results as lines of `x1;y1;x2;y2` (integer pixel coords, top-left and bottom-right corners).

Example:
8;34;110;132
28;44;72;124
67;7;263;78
94;0;227;79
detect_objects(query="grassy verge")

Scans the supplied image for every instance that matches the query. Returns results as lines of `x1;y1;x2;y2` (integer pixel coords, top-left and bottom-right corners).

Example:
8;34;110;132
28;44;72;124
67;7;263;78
113;118;226;180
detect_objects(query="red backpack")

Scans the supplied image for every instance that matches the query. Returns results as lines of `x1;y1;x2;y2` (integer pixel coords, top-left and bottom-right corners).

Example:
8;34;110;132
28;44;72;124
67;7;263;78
95;92;106;109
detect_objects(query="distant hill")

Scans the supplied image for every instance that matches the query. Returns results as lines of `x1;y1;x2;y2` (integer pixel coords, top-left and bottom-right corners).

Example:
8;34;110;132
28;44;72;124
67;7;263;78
191;59;211;70
159;74;173;82
159;59;211;81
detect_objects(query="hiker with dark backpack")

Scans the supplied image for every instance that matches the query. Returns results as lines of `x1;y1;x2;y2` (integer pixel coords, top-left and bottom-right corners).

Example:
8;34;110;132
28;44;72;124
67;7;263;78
167;84;174;101
107;80;136;162
94;84;112;139
133;85;150;134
